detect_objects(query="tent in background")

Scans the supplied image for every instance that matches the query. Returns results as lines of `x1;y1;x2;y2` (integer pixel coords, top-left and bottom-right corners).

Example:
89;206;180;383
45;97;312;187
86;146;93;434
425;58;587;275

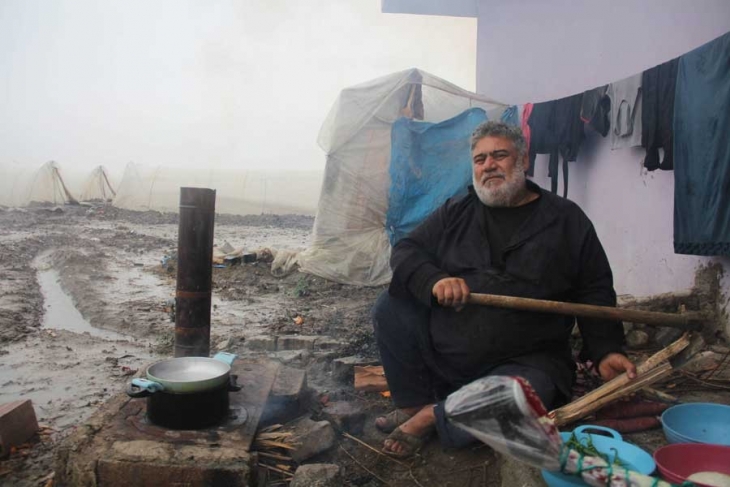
298;68;508;286
80;165;116;202
17;161;79;207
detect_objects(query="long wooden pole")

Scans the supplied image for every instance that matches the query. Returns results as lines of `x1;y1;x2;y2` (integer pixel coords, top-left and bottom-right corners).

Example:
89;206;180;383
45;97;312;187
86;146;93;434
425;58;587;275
468;293;703;330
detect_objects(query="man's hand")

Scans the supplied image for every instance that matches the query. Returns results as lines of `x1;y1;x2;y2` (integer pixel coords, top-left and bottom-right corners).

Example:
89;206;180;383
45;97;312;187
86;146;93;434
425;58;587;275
598;353;637;381
432;277;470;311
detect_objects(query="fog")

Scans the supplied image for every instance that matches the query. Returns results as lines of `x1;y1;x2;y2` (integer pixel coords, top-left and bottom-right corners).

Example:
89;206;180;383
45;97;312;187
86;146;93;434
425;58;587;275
0;0;475;184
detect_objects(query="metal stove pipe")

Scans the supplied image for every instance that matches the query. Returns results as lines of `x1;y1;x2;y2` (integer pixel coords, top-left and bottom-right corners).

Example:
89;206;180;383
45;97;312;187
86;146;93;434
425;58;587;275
174;187;216;357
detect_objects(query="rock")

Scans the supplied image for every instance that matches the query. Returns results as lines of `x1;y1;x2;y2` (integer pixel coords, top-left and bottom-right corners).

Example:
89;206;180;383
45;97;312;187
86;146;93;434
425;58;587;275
622;322;633;334
321;401;365;435
289;417;336;463
277;335;318;351
290;464;342;487
246;335;277;351
331;356;380;383
261;367;308;426
268;350;304;365
625;330;649;349
215;338;232;351
654;327;684;347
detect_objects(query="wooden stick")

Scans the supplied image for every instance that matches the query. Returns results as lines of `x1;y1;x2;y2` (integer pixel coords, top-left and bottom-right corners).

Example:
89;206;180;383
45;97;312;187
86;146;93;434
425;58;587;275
342;432;409;468
258;463;294;478
550;333;690;426
468;293;704;330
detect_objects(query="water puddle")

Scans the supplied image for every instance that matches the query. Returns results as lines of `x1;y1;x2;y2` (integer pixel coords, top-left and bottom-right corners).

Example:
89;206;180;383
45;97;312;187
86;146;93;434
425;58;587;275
36;266;132;341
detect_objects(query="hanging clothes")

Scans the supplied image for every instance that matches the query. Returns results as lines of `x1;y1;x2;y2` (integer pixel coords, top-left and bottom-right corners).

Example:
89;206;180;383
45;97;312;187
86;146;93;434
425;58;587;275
674;32;730;256
521;103;534;156
580;85;611;137
527;94;584;197
642;58;679;171
500;105;520;126
607;73;643;149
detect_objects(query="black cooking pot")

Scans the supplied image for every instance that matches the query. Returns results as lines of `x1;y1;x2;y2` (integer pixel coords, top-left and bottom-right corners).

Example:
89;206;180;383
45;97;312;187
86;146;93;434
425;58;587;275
126;352;241;429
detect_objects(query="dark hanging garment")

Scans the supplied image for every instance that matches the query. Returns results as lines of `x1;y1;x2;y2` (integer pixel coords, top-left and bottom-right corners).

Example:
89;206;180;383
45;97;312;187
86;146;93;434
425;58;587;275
580;85;611;137
641;58;679;171
528;94;585;197
674;32;730;256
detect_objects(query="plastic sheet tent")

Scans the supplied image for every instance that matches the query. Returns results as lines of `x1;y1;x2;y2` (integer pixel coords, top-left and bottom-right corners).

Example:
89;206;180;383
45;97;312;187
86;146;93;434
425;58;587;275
112;162;322;216
298;68;508;286
0;161;78;207
80;165;116;202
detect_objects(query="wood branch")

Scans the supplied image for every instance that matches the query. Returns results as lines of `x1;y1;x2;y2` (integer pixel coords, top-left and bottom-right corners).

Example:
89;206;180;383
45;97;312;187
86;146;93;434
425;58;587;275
549;333;691;426
468;293;704;330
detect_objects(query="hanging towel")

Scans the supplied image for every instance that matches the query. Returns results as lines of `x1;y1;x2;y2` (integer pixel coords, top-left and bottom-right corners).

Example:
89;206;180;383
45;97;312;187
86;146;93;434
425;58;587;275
580;85;611;137
642;58;678;171
501;105;520;126
674;32;730;256
527;94;584;197
521;103;534;156
608;74;643;149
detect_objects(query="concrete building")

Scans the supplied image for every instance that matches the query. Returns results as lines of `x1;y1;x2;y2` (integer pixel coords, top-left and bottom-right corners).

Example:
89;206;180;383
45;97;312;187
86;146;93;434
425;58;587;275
382;0;730;332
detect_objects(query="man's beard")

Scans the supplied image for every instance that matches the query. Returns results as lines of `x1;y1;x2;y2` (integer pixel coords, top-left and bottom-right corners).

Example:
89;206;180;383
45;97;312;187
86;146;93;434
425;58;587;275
473;168;528;208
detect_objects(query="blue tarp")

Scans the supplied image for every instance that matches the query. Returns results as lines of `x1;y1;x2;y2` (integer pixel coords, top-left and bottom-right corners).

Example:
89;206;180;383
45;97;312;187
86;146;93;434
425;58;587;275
386;107;487;245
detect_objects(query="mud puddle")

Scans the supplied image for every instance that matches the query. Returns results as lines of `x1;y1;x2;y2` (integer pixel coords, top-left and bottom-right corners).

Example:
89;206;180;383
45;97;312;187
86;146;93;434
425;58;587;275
37;267;133;341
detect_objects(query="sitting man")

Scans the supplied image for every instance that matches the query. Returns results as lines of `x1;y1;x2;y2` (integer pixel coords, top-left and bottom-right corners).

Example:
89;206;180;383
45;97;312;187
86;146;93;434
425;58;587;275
372;121;636;458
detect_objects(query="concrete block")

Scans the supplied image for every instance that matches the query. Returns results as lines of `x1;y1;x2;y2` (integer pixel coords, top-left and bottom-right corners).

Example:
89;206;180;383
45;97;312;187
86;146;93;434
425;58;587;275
332;356;380;383
321;401;366;435
97;457;250;487
268;350;304;364
0;399;39;457
314;337;345;350
261;366;308;426
246;335;277;351
289;417;336;463
277;335;318;351
291;463;342;487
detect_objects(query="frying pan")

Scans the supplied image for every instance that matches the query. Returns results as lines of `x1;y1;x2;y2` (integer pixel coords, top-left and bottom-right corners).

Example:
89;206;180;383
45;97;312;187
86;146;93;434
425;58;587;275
128;351;236;396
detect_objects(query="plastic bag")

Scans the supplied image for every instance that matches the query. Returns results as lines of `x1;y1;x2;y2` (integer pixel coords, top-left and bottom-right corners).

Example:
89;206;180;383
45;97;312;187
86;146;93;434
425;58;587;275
445;375;562;470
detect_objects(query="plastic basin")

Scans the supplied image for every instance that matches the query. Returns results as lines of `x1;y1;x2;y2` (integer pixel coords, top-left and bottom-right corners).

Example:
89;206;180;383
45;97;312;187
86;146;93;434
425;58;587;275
654;443;730;486
541;425;655;487
661;403;730;446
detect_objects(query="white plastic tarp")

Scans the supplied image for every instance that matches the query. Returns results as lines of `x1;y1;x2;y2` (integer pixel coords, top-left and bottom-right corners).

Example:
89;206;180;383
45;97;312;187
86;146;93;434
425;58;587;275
299;68;508;286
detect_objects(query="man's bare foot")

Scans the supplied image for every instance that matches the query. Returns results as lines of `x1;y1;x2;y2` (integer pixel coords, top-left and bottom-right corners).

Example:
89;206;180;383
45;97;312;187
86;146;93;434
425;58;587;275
375;406;421;432
382;404;436;456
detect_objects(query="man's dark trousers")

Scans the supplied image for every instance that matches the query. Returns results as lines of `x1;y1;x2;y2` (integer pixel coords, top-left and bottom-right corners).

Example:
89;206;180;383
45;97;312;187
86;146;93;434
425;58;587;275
372;290;558;448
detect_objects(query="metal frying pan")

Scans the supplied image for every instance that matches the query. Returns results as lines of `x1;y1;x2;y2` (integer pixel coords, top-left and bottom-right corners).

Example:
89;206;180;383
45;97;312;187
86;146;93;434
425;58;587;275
131;352;237;394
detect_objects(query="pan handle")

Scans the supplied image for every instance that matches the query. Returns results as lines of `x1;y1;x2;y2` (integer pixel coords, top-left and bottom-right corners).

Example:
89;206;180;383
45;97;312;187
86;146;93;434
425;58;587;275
213;351;237;366
126;378;164;398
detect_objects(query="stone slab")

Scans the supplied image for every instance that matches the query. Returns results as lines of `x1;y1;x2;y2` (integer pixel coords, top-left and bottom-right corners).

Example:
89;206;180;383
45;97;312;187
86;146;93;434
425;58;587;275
261;366;308;426
0;399;38;457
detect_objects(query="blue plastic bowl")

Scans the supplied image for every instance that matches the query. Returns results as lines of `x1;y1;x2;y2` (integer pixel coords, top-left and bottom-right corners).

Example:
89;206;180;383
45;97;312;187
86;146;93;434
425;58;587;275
541;425;655;487
661;403;730;446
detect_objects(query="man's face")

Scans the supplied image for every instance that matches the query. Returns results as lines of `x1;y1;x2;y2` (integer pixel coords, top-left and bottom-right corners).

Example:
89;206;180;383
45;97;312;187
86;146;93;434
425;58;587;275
471;135;527;207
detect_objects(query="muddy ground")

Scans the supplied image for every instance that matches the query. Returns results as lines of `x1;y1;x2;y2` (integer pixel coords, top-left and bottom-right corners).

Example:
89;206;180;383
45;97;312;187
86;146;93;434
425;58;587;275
1;204;729;487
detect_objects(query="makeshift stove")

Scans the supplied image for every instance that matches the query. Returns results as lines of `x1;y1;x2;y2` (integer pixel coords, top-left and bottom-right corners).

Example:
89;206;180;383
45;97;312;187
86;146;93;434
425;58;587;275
56;360;280;487
55;189;283;486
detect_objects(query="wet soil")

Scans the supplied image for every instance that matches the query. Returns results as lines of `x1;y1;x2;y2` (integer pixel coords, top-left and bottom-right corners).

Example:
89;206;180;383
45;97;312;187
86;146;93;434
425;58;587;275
1;204;728;487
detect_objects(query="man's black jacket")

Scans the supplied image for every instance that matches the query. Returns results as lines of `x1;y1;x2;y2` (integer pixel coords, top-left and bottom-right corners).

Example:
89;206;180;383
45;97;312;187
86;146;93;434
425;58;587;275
389;180;625;399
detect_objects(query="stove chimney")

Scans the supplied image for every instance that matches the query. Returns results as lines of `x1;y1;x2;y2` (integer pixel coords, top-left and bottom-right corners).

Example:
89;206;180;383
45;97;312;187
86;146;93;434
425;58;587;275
174;187;216;357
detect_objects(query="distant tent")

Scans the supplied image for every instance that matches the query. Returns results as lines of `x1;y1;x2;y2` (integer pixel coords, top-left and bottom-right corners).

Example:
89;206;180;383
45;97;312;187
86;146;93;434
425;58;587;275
26;161;78;206
80;165;116;201
298;68;508;286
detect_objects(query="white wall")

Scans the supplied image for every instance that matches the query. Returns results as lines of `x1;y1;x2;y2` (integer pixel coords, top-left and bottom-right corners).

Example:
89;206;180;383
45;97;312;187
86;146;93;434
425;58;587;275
474;0;730;103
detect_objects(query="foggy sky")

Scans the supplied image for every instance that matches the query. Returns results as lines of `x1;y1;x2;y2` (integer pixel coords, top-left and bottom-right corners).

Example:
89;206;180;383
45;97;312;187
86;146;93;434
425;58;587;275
0;0;476;179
